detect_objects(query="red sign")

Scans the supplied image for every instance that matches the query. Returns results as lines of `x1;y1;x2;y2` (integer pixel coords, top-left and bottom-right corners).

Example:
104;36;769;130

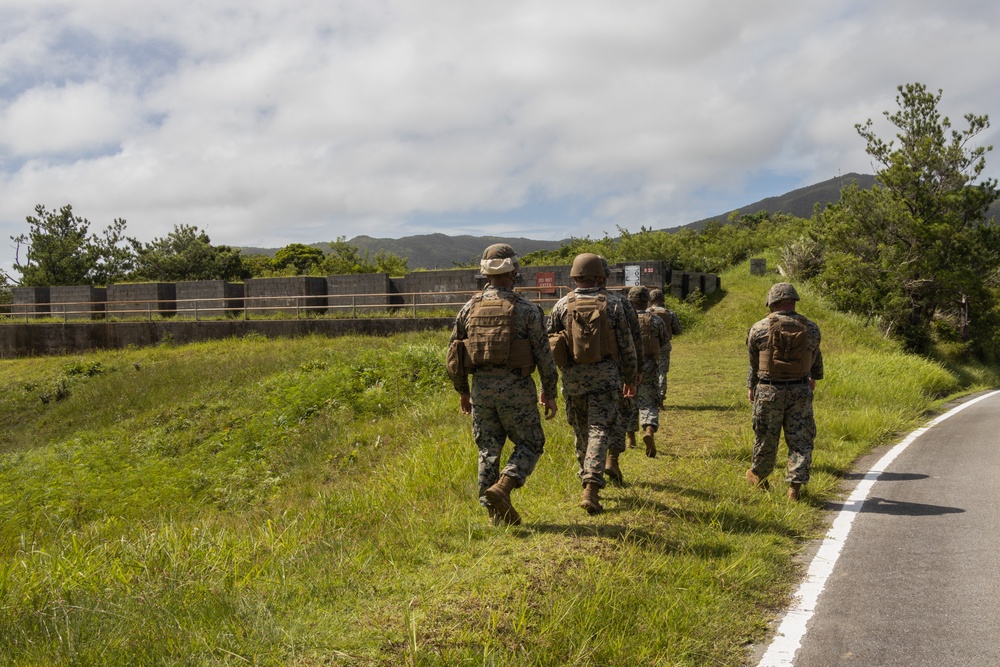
536;272;556;294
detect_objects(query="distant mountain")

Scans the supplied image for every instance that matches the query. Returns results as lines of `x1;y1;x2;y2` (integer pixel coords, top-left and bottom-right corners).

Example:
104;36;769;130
239;234;567;270
675;172;877;232
342;234;567;270
238;172;1000;268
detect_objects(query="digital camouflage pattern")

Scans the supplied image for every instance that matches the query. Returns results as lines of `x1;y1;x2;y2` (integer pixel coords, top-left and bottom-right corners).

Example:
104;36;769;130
450;285;559;498
647;304;682;403
628;310;667;433
608;290;643;455
549;286;637;487
566;391;620;487
746;307;823;484
750;383;815;483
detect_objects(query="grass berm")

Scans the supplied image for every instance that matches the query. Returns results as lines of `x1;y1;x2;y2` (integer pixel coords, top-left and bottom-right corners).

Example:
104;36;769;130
0;264;995;666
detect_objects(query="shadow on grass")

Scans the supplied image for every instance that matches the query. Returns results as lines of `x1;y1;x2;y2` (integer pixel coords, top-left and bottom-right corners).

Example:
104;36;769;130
523;521;732;558
630;479;721;502
666;403;739;412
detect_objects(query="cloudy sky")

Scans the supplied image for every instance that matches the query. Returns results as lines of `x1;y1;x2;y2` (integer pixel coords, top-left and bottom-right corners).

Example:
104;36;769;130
2;0;1000;265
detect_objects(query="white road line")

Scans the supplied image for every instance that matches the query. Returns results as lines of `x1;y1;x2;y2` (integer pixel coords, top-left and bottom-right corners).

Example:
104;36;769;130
756;389;1000;667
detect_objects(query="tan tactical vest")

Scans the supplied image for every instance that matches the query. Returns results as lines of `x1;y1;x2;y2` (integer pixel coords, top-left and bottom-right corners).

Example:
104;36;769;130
758;313;812;380
565;293;618;364
649;305;673;339
464;293;535;374
637;312;660;364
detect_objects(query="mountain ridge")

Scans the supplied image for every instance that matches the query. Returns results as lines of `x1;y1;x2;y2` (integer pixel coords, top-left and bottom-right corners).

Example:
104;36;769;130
242;172;980;269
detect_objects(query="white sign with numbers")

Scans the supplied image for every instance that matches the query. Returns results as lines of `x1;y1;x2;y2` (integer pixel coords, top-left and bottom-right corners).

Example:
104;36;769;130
624;265;641;287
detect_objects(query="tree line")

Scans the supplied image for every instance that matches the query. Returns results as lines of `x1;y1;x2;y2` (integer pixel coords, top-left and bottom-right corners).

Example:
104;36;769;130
3;218;409;290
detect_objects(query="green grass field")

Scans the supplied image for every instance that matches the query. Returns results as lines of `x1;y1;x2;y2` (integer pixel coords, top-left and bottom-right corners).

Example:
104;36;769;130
0;265;994;666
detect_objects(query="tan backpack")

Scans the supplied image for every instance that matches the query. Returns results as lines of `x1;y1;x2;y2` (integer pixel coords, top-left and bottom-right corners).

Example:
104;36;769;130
549;293;618;368
759;313;812;379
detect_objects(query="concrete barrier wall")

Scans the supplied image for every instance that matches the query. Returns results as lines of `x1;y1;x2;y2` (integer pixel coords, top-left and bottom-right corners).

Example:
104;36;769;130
108;283;177;316
9;262;717;321
50;286;107;320
0;317;454;358
404;269;479;312
175;280;244;317
245;276;327;316
327;274;392;313
12;287;50;317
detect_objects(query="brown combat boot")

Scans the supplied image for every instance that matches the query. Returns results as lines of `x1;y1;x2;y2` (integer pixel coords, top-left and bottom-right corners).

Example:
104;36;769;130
605;450;624;485
484;475;522;526
627;431;637;448
746;468;770;491
579;482;604;514
643;426;656;458
788;482;803;501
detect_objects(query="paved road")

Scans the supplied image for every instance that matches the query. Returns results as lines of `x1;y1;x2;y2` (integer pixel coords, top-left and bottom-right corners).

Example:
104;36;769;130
761;390;1000;666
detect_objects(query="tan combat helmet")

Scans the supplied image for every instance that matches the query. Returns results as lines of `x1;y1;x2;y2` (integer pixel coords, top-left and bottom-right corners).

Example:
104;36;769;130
570;253;606;280
628;286;650;306
648;288;664;304
766;282;800;306
480;243;519;276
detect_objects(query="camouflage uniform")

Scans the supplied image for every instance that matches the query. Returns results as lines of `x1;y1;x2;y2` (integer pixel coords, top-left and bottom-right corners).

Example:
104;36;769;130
608;290;643;455
647;299;682;404
628;309;668;433
746;304;823;484
449;285;559;501
548;287;638;488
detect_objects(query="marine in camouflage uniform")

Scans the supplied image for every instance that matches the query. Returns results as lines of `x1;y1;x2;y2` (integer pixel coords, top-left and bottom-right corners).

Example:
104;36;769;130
745;282;823;501
596;257;643;485
447;244;559;525
647;288;682;407
548;253;637;514
626;287;668;458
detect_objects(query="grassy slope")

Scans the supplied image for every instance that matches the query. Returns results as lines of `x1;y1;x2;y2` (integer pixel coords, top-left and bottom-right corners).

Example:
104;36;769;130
0;266;994;666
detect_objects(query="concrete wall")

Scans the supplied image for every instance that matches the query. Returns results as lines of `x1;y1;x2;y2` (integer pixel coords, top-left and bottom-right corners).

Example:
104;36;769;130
175;280;244;317
108;283;177;317
7;261;718;321
245;276;327;316
50;286;107;320
11;287;50;318
403;269;479;312
0;317;453;358
326;273;392;314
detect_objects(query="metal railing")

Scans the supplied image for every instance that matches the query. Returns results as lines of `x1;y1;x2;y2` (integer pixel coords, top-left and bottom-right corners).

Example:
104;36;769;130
2;286;572;324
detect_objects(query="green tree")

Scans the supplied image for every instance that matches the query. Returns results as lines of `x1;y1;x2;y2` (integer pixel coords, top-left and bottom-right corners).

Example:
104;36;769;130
90;217;136;284
11;204;138;286
240;253;277;277
319;237;408;276
272;243;325;275
132;225;246;282
815;83;1000;353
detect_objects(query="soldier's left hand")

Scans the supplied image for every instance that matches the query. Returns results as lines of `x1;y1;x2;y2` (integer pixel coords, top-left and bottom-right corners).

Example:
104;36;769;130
540;393;558;420
623;383;637;399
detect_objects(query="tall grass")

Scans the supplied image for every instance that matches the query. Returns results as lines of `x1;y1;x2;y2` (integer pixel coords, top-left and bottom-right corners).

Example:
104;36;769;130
0;264;994;666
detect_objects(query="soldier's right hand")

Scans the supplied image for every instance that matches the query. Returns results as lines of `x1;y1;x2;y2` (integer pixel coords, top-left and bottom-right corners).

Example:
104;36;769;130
460;393;472;415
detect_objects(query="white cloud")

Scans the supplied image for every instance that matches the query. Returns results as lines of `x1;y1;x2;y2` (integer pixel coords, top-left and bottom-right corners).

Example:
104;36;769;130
2;0;1000;255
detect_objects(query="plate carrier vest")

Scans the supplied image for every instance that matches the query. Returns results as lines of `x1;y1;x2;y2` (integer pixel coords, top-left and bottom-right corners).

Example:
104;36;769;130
758;312;812;380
